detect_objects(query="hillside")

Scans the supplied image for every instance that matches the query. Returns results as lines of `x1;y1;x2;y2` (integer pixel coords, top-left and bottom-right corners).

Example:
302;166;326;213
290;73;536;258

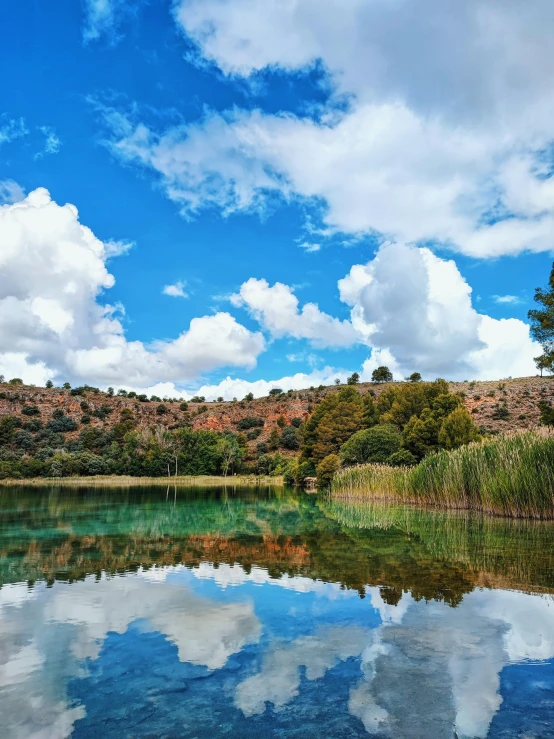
0;375;552;458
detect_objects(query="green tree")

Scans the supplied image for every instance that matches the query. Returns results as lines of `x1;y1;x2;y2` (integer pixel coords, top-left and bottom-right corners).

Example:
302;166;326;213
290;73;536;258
302;387;364;463
528;262;554;373
347;372;360;385
269;388;283;397
9;378;23;385
535;353;554;377
316;454;341;488
244;392;254;401
62;382;71;390
403;410;442;459
281;426;299;450
268;428;280;450
408;372;422;382
45;380;53;389
372;366;393;383
538;401;554;426
361;393;378;428
339;425;402;465
377;380;450;429
438;407;481;450
107;387;114;396
216;435;242;476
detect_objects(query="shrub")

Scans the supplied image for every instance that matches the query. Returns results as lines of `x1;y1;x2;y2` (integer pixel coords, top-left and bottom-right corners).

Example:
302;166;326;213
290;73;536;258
316;454;341;488
438;407;481;450
269;388;283;397
92;405;113;420
340;425;402;465
47;416;78;433
21;405;40;416
22;419;43;433
387;450;418;467
539;401;554;426
179;402;189;411
156;404;168;415
13;430;34;450
268;429;280;450
291;417;302;428
191;396;205;403
246;428;262;440
491;403;510;420
281;426;299;450
237;417;264;430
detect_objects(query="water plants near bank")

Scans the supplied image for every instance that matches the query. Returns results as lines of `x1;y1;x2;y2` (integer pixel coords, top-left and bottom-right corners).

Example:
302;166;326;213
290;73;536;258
331;430;554;519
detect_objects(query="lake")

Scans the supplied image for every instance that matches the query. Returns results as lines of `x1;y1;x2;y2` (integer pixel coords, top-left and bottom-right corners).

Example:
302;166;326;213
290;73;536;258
1;485;554;739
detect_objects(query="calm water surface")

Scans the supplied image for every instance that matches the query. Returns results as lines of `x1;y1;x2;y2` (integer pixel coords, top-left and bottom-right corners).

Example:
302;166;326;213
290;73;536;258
1;485;554;739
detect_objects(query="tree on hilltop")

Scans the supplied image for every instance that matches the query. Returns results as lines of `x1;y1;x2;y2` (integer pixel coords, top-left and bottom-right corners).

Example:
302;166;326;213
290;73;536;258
371;366;393;383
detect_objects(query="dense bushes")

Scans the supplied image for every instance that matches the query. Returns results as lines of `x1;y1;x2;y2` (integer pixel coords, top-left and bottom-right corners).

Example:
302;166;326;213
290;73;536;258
237;417;264;430
339;425;402;465
300;382;480;477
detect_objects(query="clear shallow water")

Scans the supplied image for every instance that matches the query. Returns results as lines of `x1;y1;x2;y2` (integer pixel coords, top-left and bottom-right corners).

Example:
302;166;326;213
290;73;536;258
1;486;554;739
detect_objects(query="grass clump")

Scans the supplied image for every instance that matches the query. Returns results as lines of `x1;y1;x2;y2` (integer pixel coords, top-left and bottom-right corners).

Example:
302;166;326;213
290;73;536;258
331;430;554;519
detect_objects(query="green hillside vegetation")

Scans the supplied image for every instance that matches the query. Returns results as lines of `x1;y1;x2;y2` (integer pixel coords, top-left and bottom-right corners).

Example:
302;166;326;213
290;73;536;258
285;380;481;487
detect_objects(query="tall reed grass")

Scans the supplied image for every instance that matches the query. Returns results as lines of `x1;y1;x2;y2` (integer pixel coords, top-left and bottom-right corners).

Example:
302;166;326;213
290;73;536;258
331;430;554;519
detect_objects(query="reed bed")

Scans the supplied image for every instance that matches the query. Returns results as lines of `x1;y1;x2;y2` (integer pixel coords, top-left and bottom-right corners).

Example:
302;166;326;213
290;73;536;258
0;474;284;488
331;430;554;519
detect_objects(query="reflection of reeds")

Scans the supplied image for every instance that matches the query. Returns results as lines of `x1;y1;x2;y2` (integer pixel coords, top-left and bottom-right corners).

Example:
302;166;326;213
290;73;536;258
324;497;554;593
331;431;554;519
0;474;284;488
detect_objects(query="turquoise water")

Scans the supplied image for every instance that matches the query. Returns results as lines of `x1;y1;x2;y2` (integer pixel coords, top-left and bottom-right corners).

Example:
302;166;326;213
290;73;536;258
1;485;554;738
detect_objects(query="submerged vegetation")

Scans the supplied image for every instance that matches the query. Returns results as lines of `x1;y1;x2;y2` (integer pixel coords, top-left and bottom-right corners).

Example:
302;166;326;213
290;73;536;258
332;430;554;518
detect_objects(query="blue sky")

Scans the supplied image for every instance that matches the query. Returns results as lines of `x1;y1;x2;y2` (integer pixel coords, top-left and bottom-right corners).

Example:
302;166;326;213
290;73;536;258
0;0;553;398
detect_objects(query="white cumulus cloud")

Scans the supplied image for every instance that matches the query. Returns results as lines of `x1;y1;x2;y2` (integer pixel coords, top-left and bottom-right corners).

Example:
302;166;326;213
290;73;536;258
339;242;537;380
0;187;265;387
232;277;358;348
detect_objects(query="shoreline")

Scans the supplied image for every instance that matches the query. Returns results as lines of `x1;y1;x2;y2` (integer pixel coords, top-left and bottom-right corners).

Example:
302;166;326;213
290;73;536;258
0;474;285;488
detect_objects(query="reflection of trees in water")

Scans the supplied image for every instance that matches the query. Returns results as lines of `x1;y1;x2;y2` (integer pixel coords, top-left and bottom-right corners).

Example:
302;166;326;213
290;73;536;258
1;485;553;604
325;497;554;596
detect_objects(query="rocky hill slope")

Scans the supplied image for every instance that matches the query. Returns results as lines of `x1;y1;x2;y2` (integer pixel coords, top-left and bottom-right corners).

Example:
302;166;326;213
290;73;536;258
0;376;552;455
